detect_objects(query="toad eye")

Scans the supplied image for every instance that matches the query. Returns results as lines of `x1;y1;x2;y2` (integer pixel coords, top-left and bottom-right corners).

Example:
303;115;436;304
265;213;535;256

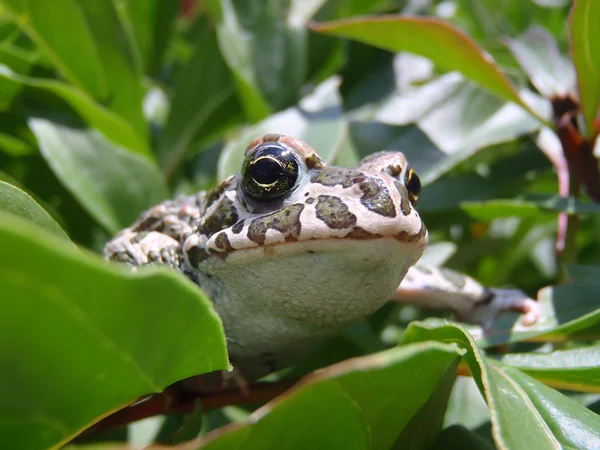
404;167;421;205
242;144;300;201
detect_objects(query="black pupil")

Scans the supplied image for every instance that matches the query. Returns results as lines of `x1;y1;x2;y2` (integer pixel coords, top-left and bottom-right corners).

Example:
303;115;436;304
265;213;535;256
241;144;299;201
407;171;421;196
252;157;283;185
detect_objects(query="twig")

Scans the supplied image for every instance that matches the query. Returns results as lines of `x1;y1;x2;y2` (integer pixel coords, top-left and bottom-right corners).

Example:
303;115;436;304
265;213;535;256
82;378;298;438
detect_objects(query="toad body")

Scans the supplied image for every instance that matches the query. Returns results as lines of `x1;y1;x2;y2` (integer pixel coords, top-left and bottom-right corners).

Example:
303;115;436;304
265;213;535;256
105;134;537;379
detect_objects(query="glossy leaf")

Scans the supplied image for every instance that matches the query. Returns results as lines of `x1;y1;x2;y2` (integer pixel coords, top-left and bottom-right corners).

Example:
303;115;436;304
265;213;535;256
29;117;168;234
0;65;151;157
461;195;600;220
403;322;600;449
218;76;346;180
197;342;463;449
570;0;600;137
502;345;600;392
373;74;546;184
0;180;69;240
213;0;272;121
0;42;36;108
0;213;229;449
157;19;238;176
506;25;576;98
3;0;146;135
311;15;545;122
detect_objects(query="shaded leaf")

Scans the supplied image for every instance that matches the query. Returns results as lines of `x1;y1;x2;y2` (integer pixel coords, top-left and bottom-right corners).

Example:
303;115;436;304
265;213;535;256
197;342;463;449
430;425;494;450
0;65;151;157
218;76;346;180
157;19;238;177
570;0;600;137
311;15;545;122
461;195;600;220
506;25;576;98
213;0;272;121
0;212;228;449
0;42;36;107
0;180;70;240
3;0;146;134
29;116;168;234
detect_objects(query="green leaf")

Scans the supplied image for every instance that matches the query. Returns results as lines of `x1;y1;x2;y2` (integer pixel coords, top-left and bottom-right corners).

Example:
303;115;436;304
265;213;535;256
311;16;546;123
403;322;600;449
157;19;239;177
0;65;151;157
119;0;179;75
0;180;70;240
29;116;168;234
502;345;600;392
3;0;146;135
0;212;228;449
0;42;36;108
213;0;272;121
218;76;347;180
506;25;576;98
461;196;600;220
198;342;463;449
213;0;323;119
371;74;546;184
570;0;600;137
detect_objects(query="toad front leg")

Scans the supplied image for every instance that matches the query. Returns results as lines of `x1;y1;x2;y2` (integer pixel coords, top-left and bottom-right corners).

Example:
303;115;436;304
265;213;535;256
395;264;540;330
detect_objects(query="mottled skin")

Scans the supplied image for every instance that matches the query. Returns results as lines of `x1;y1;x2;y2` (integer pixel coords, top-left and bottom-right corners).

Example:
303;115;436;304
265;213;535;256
105;134;538;379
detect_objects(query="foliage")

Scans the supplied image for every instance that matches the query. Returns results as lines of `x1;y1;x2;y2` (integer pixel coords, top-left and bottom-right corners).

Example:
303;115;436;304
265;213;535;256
0;0;599;448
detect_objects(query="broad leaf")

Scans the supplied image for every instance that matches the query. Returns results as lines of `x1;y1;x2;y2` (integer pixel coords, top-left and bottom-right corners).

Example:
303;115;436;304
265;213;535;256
0;42;36;108
502;345;600;392
0;180;69;240
461;195;600;220
0;213;228;449
3;0;146;135
311;15;545;122
212;0;272;121
218;76;346;180
213;0;323;120
403;322;600;449
506;25;576;98
29;117;168;234
157;19;239;177
0;65;151;157
570;0;600;137
197;342;463;449
373;73;545;184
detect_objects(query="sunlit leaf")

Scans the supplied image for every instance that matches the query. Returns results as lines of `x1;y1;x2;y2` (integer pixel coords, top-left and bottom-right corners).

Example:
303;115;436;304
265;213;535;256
506;25;576;98
403;322;600;449
0;65;151;157
29;116;168;234
197;342;463;449
502;345;600;392
0;180;69;240
0;213;228;449
311;15;546;122
3;0;146;135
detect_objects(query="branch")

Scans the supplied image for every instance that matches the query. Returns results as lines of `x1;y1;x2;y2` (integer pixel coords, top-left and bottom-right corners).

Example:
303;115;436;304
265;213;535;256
82;378;299;438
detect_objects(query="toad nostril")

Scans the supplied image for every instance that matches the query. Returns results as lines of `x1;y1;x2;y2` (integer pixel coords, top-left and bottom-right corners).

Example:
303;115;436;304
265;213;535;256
351;176;366;184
